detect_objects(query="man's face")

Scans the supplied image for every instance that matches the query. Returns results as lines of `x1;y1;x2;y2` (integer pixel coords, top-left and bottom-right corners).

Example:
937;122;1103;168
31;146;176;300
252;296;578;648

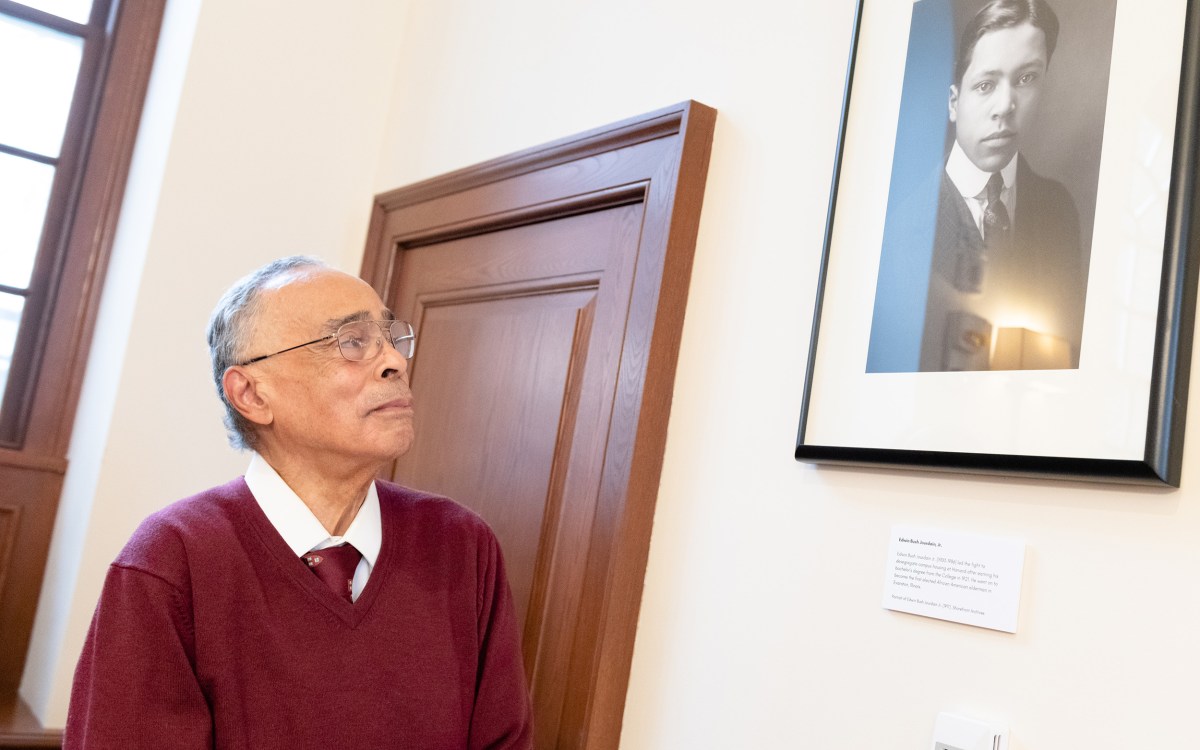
245;268;415;469
949;22;1048;173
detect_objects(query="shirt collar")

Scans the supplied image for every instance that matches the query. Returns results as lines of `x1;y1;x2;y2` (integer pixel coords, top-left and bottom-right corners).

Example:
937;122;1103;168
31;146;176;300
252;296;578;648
945;140;1018;200
244;452;381;570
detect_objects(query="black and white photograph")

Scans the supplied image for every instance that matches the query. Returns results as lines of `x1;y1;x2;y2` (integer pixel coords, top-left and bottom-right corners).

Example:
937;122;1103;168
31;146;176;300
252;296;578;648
796;0;1200;483
866;0;1117;373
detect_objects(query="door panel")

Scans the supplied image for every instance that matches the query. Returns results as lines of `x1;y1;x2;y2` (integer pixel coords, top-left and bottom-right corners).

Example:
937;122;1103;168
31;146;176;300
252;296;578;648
390;205;643;745
402;290;585;633
363;101;716;750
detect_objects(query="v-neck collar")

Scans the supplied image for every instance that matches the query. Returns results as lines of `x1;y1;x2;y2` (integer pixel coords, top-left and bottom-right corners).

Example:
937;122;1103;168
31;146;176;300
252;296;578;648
234;478;393;627
244;453;382;601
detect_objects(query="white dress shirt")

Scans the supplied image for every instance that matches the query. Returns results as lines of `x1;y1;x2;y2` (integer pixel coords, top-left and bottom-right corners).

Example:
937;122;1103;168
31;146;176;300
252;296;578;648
945;140;1019;237
244;452;381;602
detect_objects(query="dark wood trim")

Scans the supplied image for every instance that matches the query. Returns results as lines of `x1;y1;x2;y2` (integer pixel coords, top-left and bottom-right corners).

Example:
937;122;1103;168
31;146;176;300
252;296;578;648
570;100;717;748
0;0;165;732
373;111;683;212
363;100;716;750
0;450;67;474
390;182;649;249
0;692;59;749
43;0;165;455
0;507;20;614
0;0;117;446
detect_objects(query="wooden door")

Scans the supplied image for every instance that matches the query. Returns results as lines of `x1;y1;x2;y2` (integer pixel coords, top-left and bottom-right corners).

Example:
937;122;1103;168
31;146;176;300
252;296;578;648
361;102;715;750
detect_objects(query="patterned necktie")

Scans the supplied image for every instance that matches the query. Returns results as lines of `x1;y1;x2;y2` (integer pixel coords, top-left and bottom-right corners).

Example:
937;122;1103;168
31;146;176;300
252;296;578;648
301;543;361;602
984;171;1011;247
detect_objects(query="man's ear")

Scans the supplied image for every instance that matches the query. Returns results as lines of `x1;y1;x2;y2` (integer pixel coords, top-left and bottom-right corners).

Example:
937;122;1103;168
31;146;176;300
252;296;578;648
222;366;273;427
948;84;959;123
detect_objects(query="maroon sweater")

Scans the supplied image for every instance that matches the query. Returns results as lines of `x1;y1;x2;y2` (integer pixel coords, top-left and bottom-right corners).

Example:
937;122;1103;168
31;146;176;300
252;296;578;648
64;479;532;749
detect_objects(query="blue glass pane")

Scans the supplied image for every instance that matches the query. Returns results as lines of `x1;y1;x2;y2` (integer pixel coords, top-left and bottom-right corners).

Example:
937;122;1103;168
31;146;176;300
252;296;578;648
0;153;55;289
0;15;83;157
0;294;24;402
11;1;93;24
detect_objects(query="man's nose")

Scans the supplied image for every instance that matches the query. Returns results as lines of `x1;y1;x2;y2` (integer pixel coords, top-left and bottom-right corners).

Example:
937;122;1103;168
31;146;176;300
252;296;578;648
377;337;410;379
992;83;1016;117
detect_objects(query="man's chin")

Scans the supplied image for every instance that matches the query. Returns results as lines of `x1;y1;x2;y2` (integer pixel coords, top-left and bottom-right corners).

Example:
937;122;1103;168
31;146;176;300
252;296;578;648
352;427;415;466
386;431;416;460
969;147;1017;173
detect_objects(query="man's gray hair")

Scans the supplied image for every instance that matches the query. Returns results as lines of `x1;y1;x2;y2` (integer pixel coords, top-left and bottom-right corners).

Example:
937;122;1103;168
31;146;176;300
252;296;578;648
207;255;327;450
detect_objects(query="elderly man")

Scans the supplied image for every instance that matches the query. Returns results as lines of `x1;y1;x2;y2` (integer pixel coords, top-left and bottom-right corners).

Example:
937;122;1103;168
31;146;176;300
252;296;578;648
64;256;533;748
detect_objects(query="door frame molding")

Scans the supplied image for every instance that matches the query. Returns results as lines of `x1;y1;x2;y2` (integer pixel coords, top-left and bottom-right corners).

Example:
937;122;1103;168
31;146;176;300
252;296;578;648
361;101;716;749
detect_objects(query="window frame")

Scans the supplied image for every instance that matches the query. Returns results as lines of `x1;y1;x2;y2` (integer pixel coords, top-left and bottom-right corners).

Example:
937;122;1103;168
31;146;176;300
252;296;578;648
0;0;118;446
0;0;165;709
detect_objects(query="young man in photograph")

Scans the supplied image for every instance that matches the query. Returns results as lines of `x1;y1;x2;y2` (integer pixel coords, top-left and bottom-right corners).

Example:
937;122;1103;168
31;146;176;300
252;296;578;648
920;0;1084;371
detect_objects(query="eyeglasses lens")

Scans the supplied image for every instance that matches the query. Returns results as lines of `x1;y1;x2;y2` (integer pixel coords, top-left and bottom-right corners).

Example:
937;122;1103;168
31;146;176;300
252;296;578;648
335;320;415;361
390;320;415;359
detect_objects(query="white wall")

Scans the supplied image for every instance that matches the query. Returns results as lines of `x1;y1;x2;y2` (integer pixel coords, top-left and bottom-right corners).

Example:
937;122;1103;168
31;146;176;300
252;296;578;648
24;0;1200;746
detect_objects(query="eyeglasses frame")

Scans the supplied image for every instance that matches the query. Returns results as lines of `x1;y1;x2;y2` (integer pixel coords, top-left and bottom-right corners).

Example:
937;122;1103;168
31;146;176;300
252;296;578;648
237;319;415;366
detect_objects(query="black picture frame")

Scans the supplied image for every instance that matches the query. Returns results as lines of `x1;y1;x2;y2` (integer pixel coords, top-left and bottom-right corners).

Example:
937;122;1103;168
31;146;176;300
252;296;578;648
795;0;1200;486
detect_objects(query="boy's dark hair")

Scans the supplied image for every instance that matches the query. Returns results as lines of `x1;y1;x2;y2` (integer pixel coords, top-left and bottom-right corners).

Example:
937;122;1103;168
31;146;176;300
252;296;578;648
956;0;1060;84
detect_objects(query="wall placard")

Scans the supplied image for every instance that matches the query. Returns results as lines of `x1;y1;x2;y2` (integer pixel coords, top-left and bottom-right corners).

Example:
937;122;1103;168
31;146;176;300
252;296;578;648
883;524;1025;633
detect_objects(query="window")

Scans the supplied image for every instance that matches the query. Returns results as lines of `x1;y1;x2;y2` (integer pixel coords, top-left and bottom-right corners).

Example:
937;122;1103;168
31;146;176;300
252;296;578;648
0;0;164;708
0;0;110;445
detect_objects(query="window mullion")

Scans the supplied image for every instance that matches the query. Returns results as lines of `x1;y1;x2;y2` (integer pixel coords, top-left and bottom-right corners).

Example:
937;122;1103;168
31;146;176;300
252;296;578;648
0;1;89;37
0;143;58;166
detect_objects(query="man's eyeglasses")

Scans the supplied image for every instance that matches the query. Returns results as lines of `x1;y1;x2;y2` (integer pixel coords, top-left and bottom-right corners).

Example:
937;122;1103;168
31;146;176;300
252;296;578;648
238;320;415;366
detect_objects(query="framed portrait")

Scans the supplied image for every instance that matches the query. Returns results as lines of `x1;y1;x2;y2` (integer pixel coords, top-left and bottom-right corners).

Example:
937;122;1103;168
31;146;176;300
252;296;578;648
795;0;1200;485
